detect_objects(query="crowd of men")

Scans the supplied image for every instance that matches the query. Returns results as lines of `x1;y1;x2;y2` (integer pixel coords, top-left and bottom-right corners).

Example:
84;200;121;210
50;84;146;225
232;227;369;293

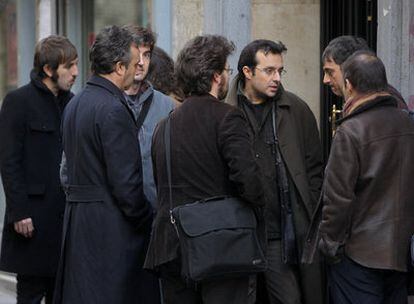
0;24;413;304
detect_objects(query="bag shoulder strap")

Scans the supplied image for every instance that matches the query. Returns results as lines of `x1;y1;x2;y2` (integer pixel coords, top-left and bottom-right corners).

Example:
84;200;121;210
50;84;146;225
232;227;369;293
163;115;175;224
136;92;154;132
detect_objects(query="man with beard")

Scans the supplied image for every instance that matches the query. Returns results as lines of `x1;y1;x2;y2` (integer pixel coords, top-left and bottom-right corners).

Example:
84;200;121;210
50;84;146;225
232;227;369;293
123;25;175;304
53;25;152;304
144;35;265;304
0;35;78;303
225;39;324;304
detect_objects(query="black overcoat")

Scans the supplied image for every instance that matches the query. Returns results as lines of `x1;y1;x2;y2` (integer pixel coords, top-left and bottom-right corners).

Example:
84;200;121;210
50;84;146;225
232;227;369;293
53;75;152;304
0;71;71;276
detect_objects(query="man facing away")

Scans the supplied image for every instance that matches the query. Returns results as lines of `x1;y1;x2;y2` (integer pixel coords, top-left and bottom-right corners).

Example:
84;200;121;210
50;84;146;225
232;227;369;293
225;39;324;304
306;51;414;303
122;25;176;304
144;35;265;304
53;25;152;304
0;35;78;304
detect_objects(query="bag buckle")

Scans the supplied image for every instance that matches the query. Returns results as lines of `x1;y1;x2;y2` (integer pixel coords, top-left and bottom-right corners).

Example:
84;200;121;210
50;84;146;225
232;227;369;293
170;210;175;224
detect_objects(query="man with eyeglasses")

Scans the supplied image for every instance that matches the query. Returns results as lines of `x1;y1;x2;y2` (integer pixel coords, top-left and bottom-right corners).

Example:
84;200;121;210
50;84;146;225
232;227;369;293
225;39;324;304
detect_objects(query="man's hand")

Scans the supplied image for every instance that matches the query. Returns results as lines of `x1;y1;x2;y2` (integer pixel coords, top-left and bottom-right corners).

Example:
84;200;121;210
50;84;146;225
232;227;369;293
14;218;34;238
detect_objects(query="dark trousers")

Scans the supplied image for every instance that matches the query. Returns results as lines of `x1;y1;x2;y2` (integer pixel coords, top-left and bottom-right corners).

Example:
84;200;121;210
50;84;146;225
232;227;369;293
159;259;256;304
256;240;302;304
16;274;55;304
328;255;408;304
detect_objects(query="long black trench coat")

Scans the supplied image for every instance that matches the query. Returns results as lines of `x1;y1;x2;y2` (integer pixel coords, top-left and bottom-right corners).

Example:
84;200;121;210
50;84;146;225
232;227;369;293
0;71;70;276
53;75;153;304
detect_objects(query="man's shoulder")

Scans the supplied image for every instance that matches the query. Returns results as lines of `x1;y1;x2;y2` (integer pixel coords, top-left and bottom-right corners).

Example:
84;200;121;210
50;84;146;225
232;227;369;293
152;89;175;108
4;82;36;100
69;85;128;117
280;89;315;116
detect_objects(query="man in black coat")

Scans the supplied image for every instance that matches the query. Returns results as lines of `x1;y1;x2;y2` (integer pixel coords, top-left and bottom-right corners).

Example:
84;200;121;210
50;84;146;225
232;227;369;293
144;35;265;304
0;35;78;303
225;39;324;304
53;25;153;304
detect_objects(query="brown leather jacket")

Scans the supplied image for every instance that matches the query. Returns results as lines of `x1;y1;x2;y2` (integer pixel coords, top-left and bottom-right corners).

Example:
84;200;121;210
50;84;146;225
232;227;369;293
303;95;414;272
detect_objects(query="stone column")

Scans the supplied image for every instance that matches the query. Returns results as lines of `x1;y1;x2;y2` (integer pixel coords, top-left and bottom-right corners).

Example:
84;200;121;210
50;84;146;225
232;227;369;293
16;0;36;86
37;0;55;40
377;0;414;109
152;0;173;55
204;0;251;74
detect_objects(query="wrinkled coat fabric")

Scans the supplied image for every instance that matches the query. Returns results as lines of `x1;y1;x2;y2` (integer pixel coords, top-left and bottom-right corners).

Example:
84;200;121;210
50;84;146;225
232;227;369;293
225;76;324;304
53;75;152;304
144;94;265;271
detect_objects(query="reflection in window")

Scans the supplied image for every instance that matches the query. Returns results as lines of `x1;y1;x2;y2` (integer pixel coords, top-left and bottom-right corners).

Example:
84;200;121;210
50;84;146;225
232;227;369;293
0;0;17;101
80;0;150;83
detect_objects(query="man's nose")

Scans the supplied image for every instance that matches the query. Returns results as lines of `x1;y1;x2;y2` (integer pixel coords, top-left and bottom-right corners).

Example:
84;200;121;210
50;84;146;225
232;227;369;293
138;54;145;65
273;71;281;82
72;65;79;77
323;73;330;85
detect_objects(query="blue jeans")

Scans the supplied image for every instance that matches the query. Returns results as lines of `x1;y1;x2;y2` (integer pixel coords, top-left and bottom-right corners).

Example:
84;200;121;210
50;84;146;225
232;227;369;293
328;255;407;304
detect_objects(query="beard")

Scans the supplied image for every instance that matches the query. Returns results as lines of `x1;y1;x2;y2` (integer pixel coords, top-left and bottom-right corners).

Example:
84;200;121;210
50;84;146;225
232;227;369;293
217;78;229;100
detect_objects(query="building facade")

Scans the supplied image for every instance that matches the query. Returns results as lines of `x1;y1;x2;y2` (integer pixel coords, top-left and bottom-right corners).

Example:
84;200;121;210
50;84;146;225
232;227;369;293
0;0;413;239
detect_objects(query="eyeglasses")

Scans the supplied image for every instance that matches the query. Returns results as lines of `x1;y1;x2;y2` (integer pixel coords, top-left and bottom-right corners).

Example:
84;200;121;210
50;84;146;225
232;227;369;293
224;67;233;75
255;66;287;77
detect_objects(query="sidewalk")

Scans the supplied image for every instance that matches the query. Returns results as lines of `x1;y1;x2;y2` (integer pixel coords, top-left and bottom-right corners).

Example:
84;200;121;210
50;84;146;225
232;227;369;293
0;272;14;304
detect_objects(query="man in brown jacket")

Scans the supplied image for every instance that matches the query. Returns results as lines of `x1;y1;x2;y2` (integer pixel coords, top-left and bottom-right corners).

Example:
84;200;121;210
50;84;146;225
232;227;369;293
310;51;414;303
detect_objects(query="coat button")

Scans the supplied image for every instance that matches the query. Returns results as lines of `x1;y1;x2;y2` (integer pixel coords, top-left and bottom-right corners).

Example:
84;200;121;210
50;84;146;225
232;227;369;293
255;153;260;158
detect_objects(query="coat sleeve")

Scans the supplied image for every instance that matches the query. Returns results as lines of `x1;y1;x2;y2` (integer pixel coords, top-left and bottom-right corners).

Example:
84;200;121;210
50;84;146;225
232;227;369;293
0;93;32;223
319;128;358;257
303;106;324;211
100;104;152;229
217;108;265;206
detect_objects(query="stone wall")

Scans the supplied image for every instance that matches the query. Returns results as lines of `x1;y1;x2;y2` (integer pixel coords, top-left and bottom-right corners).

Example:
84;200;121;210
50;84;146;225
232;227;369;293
378;0;414;109
252;0;321;122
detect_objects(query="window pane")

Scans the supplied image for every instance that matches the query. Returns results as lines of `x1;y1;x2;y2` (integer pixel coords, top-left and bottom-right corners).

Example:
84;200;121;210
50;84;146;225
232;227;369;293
0;0;18;101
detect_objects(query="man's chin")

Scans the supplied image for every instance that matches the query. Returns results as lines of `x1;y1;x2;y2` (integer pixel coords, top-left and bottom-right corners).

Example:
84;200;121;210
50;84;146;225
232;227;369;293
331;88;343;97
133;76;145;83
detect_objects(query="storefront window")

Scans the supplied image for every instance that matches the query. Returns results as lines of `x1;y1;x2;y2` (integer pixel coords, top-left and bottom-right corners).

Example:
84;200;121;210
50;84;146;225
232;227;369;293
0;0;17;101
58;0;150;92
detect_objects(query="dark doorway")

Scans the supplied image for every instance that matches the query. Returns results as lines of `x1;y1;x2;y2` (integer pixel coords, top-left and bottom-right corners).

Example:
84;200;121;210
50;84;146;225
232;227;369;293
320;0;377;162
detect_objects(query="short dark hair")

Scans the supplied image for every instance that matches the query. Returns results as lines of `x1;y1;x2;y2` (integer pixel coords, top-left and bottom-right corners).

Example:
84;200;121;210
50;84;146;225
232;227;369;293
33;35;77;79
146;46;183;99
122;25;156;51
175;35;234;96
341;50;388;94
89;25;134;75
322;35;371;65
237;39;287;86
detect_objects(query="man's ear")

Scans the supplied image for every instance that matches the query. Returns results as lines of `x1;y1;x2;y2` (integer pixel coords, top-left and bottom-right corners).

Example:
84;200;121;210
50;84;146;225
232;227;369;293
114;61;126;76
43;64;54;78
344;78;353;91
242;66;253;81
212;71;221;85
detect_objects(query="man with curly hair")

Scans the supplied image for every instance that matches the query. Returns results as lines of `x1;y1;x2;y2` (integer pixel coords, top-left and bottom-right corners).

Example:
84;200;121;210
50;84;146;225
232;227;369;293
145;35;265;304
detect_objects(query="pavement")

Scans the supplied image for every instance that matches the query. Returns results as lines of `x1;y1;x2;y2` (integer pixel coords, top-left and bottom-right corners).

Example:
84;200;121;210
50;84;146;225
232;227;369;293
0;272;14;304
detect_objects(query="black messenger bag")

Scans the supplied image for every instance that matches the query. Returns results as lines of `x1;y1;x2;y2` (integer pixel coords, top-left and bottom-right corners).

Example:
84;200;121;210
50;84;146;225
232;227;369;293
164;115;267;282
